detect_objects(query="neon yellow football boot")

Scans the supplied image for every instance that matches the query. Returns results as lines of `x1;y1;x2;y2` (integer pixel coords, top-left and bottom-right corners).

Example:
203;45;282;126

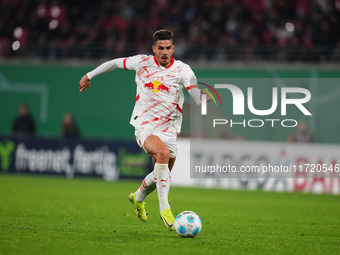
128;192;148;222
160;208;175;231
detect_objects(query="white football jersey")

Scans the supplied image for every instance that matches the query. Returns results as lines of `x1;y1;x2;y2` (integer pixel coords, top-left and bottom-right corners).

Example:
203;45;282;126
87;54;201;134
123;55;200;134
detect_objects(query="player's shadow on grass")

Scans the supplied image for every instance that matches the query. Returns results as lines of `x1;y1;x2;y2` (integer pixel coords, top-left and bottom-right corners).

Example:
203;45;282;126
124;231;178;239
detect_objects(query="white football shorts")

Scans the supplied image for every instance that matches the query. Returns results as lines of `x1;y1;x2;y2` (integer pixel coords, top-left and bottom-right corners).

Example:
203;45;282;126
135;129;177;158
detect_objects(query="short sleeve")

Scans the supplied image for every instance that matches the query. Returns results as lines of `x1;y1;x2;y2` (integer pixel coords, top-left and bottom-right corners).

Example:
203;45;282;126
124;55;149;70
181;64;201;105
182;64;198;90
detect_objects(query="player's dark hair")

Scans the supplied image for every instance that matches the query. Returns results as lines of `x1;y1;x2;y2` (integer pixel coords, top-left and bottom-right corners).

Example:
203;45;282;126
153;29;174;45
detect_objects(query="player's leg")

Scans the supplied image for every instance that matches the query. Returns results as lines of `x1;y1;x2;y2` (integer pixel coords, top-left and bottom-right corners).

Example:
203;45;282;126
129;132;176;228
135;156;175;203
135;169;156;202
129;135;170;222
143;135;171;210
166;157;175;193
168;157;176;171
143;135;175;230
163;156;175;212
128;134;155;222
168;156;176;182
153;155;175;169
143;135;170;163
144;135;170;201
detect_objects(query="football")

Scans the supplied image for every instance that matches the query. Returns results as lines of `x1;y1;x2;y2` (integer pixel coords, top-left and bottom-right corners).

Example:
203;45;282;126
174;211;202;237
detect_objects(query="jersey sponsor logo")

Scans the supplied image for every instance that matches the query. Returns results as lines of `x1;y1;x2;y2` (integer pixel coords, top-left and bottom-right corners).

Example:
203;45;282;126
144;81;170;93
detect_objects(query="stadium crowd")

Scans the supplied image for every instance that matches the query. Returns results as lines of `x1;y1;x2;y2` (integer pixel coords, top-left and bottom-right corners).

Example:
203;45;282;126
0;0;339;62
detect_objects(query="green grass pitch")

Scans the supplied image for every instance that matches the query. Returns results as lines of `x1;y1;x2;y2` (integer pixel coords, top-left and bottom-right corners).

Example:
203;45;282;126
0;174;339;255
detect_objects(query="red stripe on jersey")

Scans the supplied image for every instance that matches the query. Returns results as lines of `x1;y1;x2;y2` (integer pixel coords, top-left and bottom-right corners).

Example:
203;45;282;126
154;118;171;129
154;102;176;114
186;84;198;90
139;101;162;118
138;56;152;64
153;57;175;69
153;110;173;129
154;57;160;67
166;58;175;69
123;58;128;70
176;104;182;113
136;94;140;101
162;127;169;132
146;71;159;78
141;117;159;126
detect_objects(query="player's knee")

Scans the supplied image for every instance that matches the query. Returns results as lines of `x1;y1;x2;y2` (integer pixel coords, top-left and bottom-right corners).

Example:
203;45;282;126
155;148;170;163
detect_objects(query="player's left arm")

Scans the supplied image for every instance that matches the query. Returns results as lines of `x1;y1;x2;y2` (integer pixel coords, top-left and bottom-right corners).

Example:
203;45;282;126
182;66;212;105
200;89;212;102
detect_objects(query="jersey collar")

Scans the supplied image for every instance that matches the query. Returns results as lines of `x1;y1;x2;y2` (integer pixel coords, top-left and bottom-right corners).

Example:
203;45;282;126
154;57;175;69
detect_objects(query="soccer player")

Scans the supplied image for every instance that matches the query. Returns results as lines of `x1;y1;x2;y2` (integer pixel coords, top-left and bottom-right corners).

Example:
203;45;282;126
79;29;208;231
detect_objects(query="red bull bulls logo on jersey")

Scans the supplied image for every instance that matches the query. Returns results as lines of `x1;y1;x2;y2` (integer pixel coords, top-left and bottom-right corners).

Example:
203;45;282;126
144;81;170;93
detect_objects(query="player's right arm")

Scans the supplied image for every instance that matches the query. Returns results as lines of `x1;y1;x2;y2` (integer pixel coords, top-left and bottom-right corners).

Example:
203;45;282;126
79;55;144;92
79;74;91;92
79;58;125;92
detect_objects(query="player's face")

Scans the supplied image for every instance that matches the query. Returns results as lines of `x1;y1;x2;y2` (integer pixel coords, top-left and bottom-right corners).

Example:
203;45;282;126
152;40;175;67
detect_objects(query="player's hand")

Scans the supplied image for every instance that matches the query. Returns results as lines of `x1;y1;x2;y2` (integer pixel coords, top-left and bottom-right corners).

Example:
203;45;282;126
200;89;212;102
79;74;90;92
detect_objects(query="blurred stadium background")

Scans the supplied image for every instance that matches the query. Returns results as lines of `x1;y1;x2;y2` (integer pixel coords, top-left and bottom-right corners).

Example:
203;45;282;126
0;0;339;184
1;0;340;61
